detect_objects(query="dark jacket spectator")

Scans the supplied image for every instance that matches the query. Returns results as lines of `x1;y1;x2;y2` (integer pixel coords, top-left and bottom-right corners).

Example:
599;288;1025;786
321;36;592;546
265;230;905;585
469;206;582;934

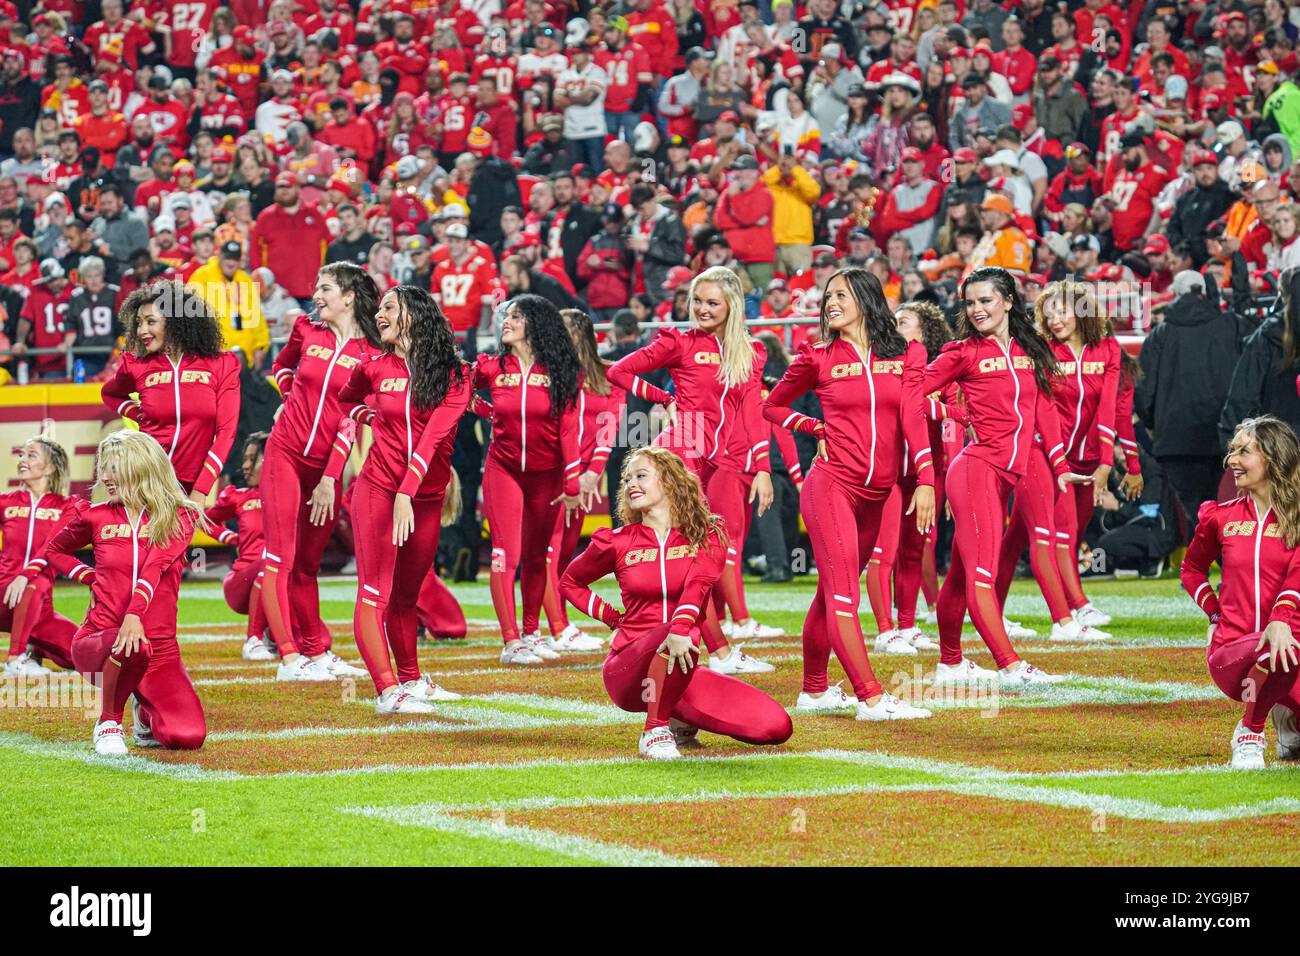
1219;279;1300;447
467;154;522;249
1166;174;1236;268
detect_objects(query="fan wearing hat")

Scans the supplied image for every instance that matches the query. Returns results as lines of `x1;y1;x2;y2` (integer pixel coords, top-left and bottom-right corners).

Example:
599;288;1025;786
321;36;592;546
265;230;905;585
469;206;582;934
970;193;1032;276
1101;128;1173;252
1044;142;1102;224
951;71;1012;151
554;36;609;173
254;69;304;146
872;145;943;255
187;239;269;368
1166;148;1235;268
715;154;777;287
14;259;72;378
73;80;129;166
596;16;653;142
430;222;499;334
248;171;333;303
83;0;156;70
576;202;632;321
657;46;716;142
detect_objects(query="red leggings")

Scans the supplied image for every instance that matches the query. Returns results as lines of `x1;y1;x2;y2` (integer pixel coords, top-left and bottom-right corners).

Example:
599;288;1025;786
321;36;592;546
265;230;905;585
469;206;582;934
603;624;792;742
259;436;338;658
937;451;1021;669
223;561;268;641
351;473;444;694
482;455;562;644
865;485;903;634
892;474;945;630
417;568;467;639
1051;459;1098;610
994;447;1072;623
707;466;754;624
542;500;587;636
72;630;205;749
1208;635;1300;733
4;576;76;668
799;465;889;700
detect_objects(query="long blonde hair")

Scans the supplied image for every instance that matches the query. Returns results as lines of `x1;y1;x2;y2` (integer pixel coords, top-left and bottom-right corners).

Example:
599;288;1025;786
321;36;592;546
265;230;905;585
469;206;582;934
615;447;727;551
95;430;202;545
24;436;70;497
690;266;754;388
1227;416;1300;547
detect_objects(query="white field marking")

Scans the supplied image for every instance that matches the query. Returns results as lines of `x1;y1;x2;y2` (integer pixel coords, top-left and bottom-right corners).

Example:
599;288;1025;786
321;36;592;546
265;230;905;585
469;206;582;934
343;804;718;867
0;731;242;781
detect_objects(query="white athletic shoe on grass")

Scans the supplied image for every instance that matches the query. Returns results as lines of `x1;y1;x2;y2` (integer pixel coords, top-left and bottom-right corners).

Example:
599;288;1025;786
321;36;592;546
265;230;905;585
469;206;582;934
241;636;277;661
1073;603;1112;628
375;686;435;715
404;676;462;702
731;619;784;641
900;627;940;650
1273;704;1300;761
1230;722;1267;769
998;660;1063;687
639;726;681;760
794;682;857;713
855;693;932;721
932;658;999;685
500;641;544;665
708;644;774;674
720;620;734;638
319;652;367;677
670;717;703;749
276;657;335;682
131;697;161;748
1003;617;1038;639
874;629;918;655
1049;619;1109;642
3;651;53;677
548;625;604;653
93;720;128;756
523;633;561;660
922;608;938;626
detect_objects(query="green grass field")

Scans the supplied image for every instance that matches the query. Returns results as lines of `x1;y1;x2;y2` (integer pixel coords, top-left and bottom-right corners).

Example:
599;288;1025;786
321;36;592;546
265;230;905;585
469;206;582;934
2;571;1297;866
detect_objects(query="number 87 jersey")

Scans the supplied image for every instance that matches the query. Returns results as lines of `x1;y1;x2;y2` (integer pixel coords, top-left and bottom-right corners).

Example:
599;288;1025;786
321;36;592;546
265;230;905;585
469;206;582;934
431;249;500;334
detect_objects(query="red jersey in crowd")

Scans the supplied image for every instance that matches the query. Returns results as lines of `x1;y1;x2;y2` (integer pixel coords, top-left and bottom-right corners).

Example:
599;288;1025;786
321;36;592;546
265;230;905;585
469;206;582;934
150;0;219;70
597;43;652;113
471;352;581;495
203;485;263;571
1103;157;1172;252
209;46;266;117
0;490;78;583
431;250;498;333
271;314;382;463
21;283;72;376
625;2;678;78
1049;337;1120;465
83;17;155;69
763;338;933;493
249;201;331;298
101;350;242;496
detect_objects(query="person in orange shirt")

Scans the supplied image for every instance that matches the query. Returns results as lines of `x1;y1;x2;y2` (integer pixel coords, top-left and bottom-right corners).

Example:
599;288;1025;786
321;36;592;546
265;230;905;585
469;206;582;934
969;194;1033;278
1224;162;1268;244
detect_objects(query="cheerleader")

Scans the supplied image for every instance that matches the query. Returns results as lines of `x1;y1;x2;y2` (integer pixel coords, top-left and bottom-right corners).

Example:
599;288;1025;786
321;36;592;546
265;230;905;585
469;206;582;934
472;295;584;665
203;432;274;662
539;310;624;654
1;437;78;676
14;431;206;754
763;267;937;719
101;279;242;506
560;447;792;759
323;285;470;711
261;262;381;682
1181;416;1300;768
416;472;468;642
922;267;1092;687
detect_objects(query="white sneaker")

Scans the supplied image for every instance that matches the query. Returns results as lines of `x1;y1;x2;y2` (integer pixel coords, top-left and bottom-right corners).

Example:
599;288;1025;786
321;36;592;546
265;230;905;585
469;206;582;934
92;720;128;756
548;624;604;653
1074;602;1112;628
242;636;277;661
707;644;775;674
1003;617;1038;639
275;657;336;682
933;658;999;685
720;620;735;638
1049;619;1108;642
855;692;932;721
317;652;368;677
375;686;435;714
900;626;940;650
131;697;161;748
3;651;53;677
500;641;544;665
523;633;560;660
1230;721;1267;769
731;618;784;641
874;629;918;656
922;608;938;626
639;726;681;760
1272;705;1299;761
403;675;462;702
999;660;1064;687
795;681;857;713
670;717;703;749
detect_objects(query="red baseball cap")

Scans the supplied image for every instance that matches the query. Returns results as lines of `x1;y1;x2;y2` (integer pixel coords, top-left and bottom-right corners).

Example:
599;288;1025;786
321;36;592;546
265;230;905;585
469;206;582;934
1143;234;1170;255
900;146;923;162
1012;103;1034;130
662;265;694;290
953;147;977;163
233;25;255;43
275;170;299;187
717;109;740;124
1190;148;1219;167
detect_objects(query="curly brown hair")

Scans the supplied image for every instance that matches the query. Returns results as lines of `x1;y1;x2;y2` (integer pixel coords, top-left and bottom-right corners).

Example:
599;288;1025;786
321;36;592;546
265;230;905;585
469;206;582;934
120;279;224;359
895;299;952;359
615;447;728;552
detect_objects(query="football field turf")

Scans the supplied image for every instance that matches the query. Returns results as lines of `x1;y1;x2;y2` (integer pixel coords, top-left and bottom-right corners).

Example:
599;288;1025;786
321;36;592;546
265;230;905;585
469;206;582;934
3;573;1298;867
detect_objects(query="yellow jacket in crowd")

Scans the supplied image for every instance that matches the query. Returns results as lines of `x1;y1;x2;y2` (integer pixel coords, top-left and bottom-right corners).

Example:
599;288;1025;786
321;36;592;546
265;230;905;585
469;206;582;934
188;257;270;365
763;164;821;246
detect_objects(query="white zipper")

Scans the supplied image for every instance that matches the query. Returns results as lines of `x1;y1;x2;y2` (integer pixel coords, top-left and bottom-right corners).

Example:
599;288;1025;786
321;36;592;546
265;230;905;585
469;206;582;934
654;528;669;623
576;388;587;459
1066;344;1085;458
166;354;182;458
402;357;413;461
22;490;39;565
710;335;728;459
304;335;345;455
847;342;877;486
519;358;533;472
1252;499;1271;633
127;508;144;598
996;338;1023;471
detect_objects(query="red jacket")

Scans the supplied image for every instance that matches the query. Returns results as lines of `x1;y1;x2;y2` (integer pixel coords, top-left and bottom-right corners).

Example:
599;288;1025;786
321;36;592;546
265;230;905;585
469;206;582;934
923;335;1069;479
472;352;582;495
764;338;933;494
576;236;631;310
625;4;678;77
1115;368;1142;476
101;350;242;496
1049;337;1120;466
1182;495;1300;643
0;491;78;583
318;118;378;166
714;182;776;264
373;39;430;94
870;178;942;247
271;314;382;464
575;382;626;477
561;523;726;645
325;352;472;500
203;485;263;572
249;202;332;297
